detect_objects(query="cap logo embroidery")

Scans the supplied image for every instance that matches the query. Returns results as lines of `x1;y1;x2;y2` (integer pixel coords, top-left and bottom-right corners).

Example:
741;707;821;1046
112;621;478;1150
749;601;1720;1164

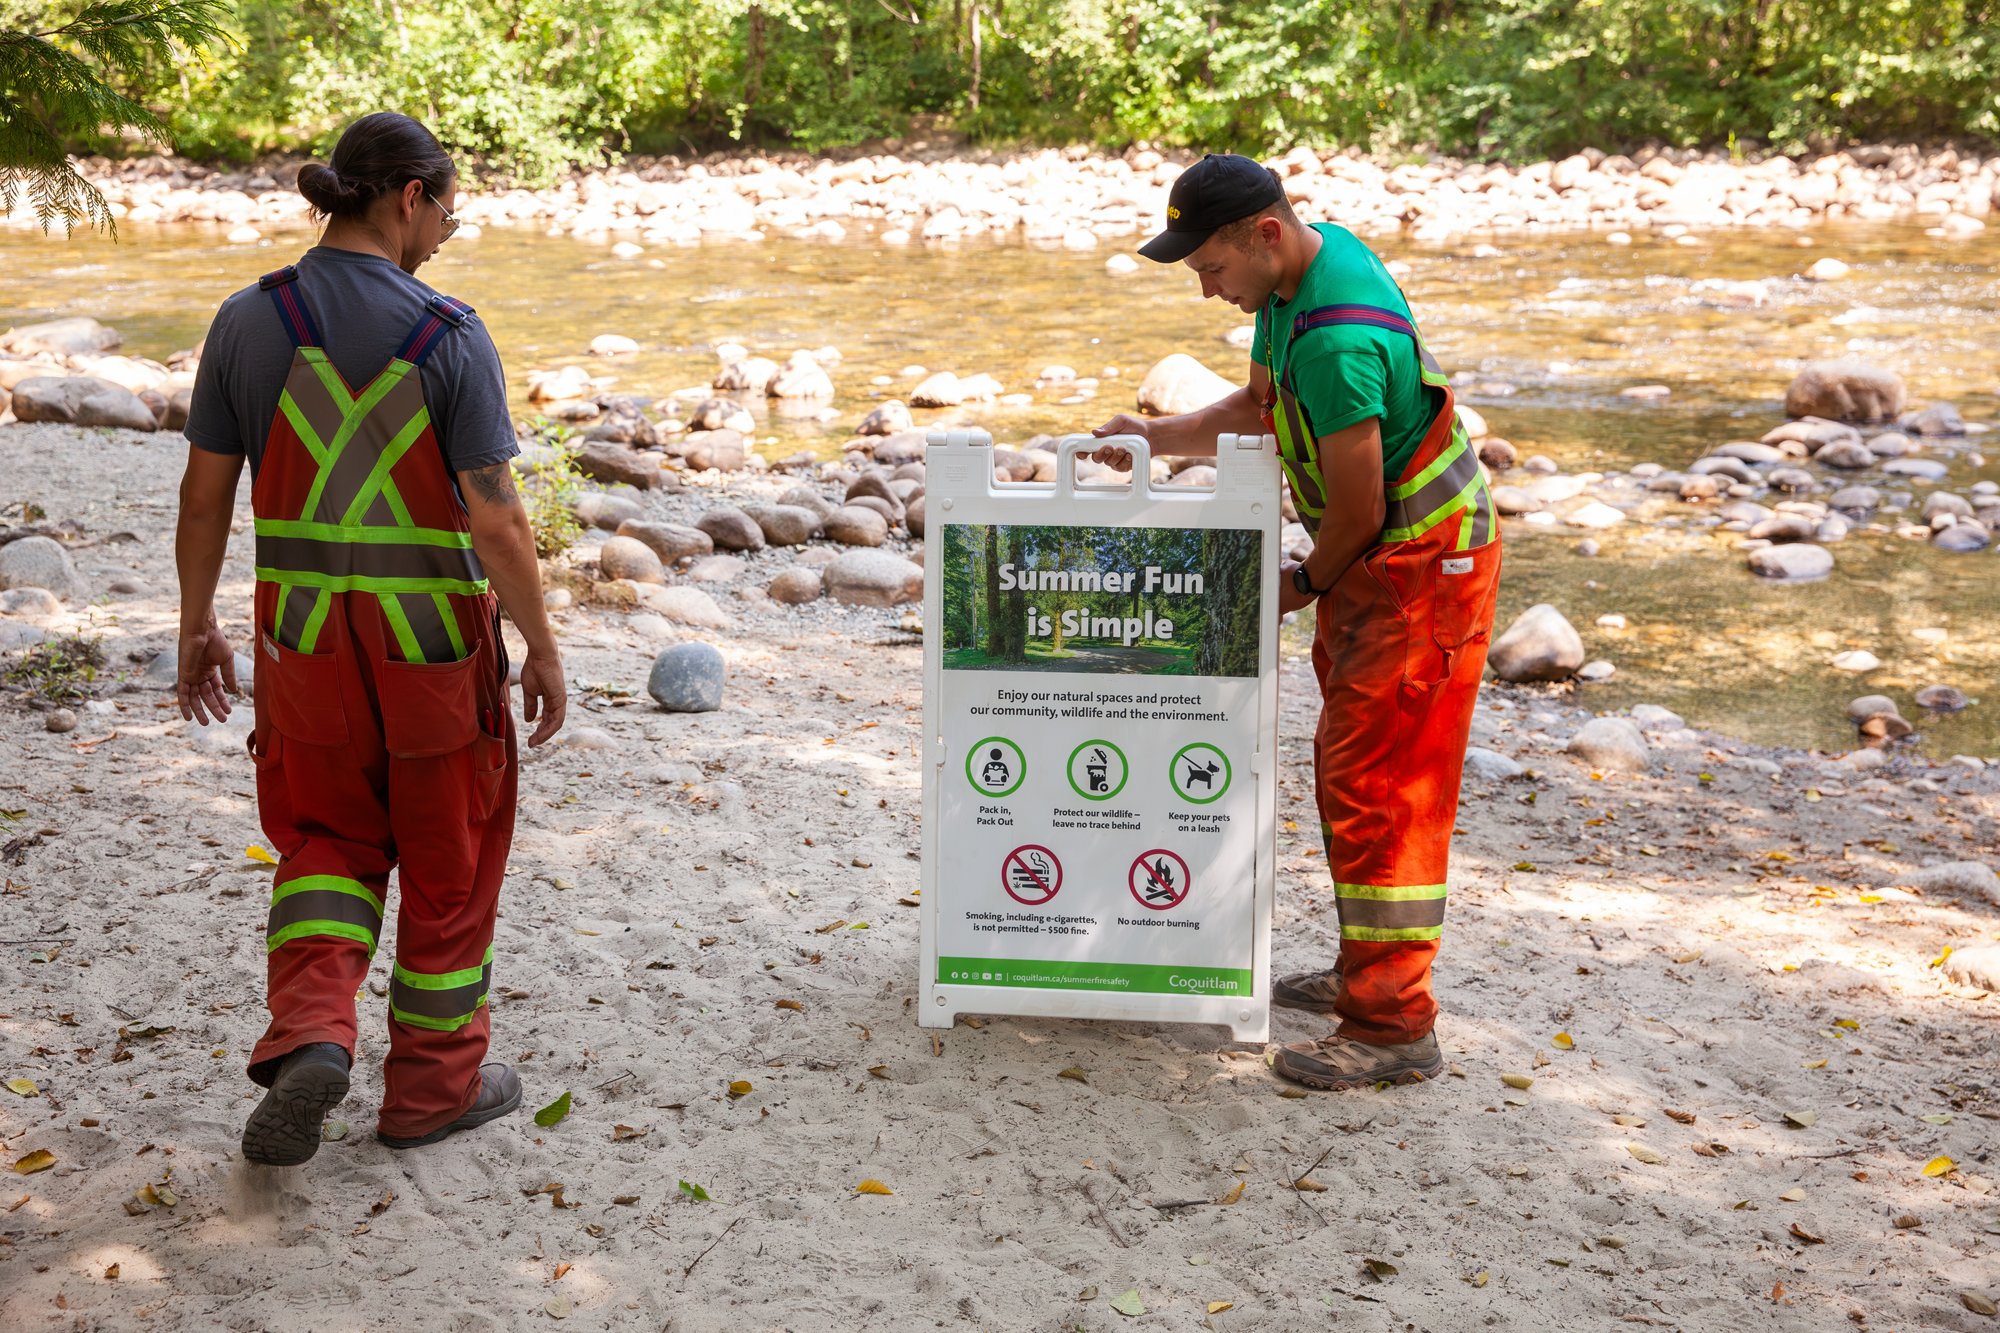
1167;205;1180;219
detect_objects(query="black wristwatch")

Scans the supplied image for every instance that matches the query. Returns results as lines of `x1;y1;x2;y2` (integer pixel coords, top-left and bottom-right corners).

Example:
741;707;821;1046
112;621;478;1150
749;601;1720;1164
1291;565;1327;599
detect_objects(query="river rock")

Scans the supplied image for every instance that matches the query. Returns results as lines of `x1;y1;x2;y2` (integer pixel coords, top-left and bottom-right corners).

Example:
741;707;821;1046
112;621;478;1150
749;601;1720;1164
1863;431;1913;458
1932;520;1990;552
617;520;711;564
1749;513;1816;543
1717;500;1774;525
1136;354;1233;417
824;505;890;547
1630;703;1685;732
905;495;926;538
1461;747;1524;782
589;334;639;356
1522;455;1558;475
1526;474;1588;505
1806;257;1850;281
1783;361;1906;422
598;535;665;584
572;491;643;530
696;507;765;551
1900;403;1965;436
1567;716;1651;772
1487;604;1584;682
1814;439;1876;469
1456;405;1489;438
1882;458;1948;482
1907;862;2000;908
1831;650;1881;673
1767;466;1818;493
1943;945;2000;990
527;365;593;402
1715;442;1785;464
767;568;824;604
1690;456;1757;484
908;371;966;408
687;396;754;432
1678;474;1722;501
843;495;900;529
1476;437;1518;471
768;352;833;400
1747;543;1833;579
741;503;819;547
1914;684;1970;712
715;356;778;394
823;550;923;606
0;537;81;597
1577;660;1616;681
1764;418;1860;452
634;583;732;629
687;555;747;583
857;399;913;435
681;428;747;472
1815;514;1852;545
1566;501;1625;529
0;316;120;357
574;441;662;490
1846;694;1902;724
0;586;62;617
1922;492;1973;521
1829;485;1880;513
867;429;929;466
774;485;835;521
647;642;726;713
11;375;157;430
44;707;77;734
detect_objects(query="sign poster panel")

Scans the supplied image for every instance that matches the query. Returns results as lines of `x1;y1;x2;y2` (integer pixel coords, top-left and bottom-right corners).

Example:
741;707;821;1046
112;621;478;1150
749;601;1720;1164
919;431;1279;1041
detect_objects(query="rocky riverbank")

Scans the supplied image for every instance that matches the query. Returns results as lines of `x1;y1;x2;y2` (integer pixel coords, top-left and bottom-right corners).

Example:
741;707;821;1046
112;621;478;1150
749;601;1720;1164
2;412;1999;1330
27;142;2000;246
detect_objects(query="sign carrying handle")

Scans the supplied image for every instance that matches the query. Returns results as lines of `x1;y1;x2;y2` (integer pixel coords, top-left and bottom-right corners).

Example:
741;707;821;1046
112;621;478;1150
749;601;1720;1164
1053;433;1151;498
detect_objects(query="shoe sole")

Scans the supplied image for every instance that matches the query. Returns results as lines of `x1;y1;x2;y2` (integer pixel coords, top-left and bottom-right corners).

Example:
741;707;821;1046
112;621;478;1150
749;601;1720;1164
1270;1053;1443;1092
241;1059;350;1166
378;1084;524;1150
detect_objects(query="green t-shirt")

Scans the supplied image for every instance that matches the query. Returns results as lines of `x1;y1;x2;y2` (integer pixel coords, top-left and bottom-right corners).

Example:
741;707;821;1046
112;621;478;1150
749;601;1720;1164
1251;223;1433;482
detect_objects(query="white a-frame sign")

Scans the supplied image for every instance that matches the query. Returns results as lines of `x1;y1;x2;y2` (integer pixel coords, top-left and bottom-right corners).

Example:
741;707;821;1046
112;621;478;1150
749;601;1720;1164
918;429;1279;1042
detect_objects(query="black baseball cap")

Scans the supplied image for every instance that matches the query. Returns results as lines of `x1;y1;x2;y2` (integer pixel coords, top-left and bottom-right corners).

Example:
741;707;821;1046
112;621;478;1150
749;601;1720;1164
1138;153;1285;263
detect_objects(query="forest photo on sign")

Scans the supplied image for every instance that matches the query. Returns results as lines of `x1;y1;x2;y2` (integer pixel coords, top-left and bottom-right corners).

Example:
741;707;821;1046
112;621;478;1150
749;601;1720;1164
939;523;1260;677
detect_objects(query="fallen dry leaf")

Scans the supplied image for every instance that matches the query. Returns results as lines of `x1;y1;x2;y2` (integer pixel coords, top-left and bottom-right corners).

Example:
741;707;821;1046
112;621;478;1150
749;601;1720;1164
727;1080;752;1098
1894;1214;1922;1229
1778;1187;1806;1202
1292;1176;1327;1193
104;1263;119;1280
1207;1301;1234;1314
610;1124;648;1141
1552;1032;1574;1051
371;1190;395;1215
1501;1073;1534;1090
1215;1180;1245;1206
774;999;804;1012
1626;1143;1663;1165
1058;1066;1088;1084
1664;1107;1697;1125
5;1078;38;1098
553;1262;572;1280
854;1179;893;1196
1468;1270;1490;1287
1923;1155;1955;1178
1783;1110;1818;1129
1961;1292;1998;1316
1789;1222;1825;1245
12;1149;55;1175
1361;1258;1398;1281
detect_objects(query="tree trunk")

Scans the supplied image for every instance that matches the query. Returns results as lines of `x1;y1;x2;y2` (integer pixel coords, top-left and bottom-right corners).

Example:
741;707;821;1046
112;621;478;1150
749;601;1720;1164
746;4;766;128
983;525;1004;656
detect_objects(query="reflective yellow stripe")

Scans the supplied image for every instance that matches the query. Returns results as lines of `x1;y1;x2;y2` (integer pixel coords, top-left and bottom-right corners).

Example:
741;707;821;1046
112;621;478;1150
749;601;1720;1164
1341;924;1444;942
1334;882;1448;900
1387;436;1467;502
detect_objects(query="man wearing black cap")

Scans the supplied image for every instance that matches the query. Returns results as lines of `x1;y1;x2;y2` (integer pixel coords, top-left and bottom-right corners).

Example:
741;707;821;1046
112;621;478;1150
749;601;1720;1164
1094;153;1501;1092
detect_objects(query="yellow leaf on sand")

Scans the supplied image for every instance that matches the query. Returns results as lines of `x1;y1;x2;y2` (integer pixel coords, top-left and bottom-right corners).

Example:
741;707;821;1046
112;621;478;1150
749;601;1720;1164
727;1080;752;1098
1833;1018;1859;1031
5;1078;38;1098
12;1149;55;1175
1501;1073;1534;1090
1626;1143;1663;1164
1778;1188;1805;1202
1672;950;1703;964
1552;1033;1574;1051
245;845;278;865
1930;946;1954;969
1292;1176;1327;1193
1208;1301;1234;1314
854;1180;894;1195
1468;1271;1490;1287
1923;1156;1955;1178
1803;1059;1827;1070
1215;1180;1245;1206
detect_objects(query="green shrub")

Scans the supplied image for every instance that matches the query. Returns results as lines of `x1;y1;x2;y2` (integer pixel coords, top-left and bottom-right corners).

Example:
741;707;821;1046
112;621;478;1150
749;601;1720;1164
514;420;586;560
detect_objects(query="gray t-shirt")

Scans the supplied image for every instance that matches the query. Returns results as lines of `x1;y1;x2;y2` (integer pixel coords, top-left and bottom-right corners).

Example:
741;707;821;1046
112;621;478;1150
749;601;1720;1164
185;245;517;479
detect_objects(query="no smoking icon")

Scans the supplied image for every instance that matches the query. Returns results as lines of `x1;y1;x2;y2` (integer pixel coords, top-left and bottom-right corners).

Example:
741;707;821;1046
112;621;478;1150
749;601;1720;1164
1128;849;1191;911
1002;845;1062;906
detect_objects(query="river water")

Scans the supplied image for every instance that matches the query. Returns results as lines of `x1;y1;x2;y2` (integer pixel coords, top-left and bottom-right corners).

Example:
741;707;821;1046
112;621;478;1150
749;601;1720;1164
7;220;1998;757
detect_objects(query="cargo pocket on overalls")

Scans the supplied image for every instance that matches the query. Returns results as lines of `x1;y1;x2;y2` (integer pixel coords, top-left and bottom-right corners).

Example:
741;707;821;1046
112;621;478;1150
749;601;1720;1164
261;633;350;747
1429;544;1496;681
471;716;508;821
377;645;482;759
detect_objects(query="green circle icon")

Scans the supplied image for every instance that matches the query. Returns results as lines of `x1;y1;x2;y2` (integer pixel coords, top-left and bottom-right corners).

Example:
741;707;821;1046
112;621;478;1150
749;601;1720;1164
1066;739;1129;802
966;736;1026;797
1170;743;1231;804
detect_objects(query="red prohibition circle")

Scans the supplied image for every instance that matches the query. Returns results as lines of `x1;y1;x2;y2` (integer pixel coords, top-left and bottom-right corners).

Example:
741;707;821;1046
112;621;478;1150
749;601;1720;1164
1001;844;1062;906
1127;849;1191;911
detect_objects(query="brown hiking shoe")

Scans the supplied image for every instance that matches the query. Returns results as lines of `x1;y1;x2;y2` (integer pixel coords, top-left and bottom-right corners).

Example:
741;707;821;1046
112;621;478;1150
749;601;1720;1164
1271;1032;1442;1091
378;1063;524;1150
1271;961;1343;1015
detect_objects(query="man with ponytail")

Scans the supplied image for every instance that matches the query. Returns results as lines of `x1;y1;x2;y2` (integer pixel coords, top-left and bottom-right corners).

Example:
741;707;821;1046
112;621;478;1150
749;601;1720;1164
176;112;567;1162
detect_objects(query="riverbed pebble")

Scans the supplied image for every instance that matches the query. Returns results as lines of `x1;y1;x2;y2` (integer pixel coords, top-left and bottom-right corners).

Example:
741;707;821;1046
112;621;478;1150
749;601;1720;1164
1747;543;1833;580
1567;716;1651;772
1487;603;1585;682
647;642;726;713
0;536;82;598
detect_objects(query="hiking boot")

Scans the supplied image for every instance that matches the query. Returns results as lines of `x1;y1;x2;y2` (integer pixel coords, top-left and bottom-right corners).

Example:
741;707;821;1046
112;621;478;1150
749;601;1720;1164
241;1042;351;1166
1271;960;1343;1015
1270;1031;1442;1091
378;1063;523;1150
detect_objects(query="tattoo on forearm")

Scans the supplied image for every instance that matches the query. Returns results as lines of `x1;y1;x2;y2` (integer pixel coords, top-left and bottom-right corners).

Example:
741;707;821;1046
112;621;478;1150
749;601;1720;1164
467;463;517;504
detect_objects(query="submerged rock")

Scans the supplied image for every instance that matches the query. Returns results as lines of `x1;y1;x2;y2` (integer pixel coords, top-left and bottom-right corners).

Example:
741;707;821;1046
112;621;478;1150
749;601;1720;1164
1783;360;1905;422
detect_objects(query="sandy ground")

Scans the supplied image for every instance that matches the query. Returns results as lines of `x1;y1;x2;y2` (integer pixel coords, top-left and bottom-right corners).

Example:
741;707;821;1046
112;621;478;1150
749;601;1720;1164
2;421;1998;1333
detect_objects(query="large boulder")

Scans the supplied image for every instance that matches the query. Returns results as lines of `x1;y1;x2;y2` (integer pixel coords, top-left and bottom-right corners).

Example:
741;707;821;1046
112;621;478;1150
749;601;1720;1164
1136;354;1235;418
739;503;819;547
10;375;157;430
634;583;732;629
908;372;965;408
598;535;665;584
1486;604;1585;682
680;428;746;473
714;357;777;394
0;536;82;598
0;316;120;358
823;550;924;606
1783;361;1906;423
766;352;833;400
574;441;662;490
857;399;913;435
1747;544;1834;580
616;520;712;564
696;507;765;552
823;505;891;547
1567;717;1652;773
647;642;726;713
767;567;824;604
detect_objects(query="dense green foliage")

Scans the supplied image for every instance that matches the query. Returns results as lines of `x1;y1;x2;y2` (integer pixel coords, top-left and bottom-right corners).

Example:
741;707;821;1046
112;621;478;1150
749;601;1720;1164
0;1;226;230
13;1;2000;185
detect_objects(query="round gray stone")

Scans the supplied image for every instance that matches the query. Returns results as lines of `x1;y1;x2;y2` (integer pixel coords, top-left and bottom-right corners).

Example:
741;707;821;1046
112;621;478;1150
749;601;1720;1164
823;550;924;607
697;507;766;552
823;505;890;547
617;520;713;564
741;503;820;548
1747;544;1834;580
0;536;81;598
1567;716;1651;772
1487;604;1585;682
647;642;726;713
598;535;665;584
767;568;824;604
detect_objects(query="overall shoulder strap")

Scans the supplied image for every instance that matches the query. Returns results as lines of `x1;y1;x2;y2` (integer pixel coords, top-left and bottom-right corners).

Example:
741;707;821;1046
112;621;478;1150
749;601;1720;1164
395;293;476;369
259;266;322;349
1290;302;1446;382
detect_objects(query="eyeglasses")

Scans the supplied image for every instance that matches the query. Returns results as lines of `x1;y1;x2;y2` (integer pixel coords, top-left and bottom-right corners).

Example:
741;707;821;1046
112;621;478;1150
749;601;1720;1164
426;190;460;244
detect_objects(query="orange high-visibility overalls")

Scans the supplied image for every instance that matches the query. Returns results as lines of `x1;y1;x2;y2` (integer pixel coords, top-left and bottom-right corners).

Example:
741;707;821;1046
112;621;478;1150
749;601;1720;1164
245;266;516;1139
1263;299;1501;1045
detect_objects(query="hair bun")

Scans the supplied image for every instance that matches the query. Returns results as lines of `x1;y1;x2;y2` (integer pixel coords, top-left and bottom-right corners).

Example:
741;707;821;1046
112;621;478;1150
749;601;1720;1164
296;161;360;216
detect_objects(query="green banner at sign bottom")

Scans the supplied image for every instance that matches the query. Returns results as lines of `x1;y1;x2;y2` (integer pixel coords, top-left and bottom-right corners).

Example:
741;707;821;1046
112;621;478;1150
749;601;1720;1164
938;956;1253;996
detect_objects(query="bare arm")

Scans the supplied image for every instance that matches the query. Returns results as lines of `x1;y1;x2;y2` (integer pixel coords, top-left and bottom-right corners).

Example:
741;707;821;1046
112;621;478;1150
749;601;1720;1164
1277;418;1387;617
174;446;246;724
458;461;566;746
1089;361;1272;463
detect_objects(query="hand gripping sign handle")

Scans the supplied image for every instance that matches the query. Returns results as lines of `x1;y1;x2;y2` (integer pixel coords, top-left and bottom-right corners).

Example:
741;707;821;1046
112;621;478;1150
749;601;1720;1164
1051;433;1152;499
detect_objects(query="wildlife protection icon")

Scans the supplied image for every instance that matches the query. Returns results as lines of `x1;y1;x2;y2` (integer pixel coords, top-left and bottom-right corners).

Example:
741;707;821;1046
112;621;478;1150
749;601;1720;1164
1169;743;1231;804
1065;739;1129;801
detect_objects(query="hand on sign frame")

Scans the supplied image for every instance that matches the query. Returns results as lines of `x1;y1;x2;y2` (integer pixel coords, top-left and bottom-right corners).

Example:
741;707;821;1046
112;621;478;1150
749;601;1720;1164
176;621;239;725
1086;413;1150;468
1277;560;1315;620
